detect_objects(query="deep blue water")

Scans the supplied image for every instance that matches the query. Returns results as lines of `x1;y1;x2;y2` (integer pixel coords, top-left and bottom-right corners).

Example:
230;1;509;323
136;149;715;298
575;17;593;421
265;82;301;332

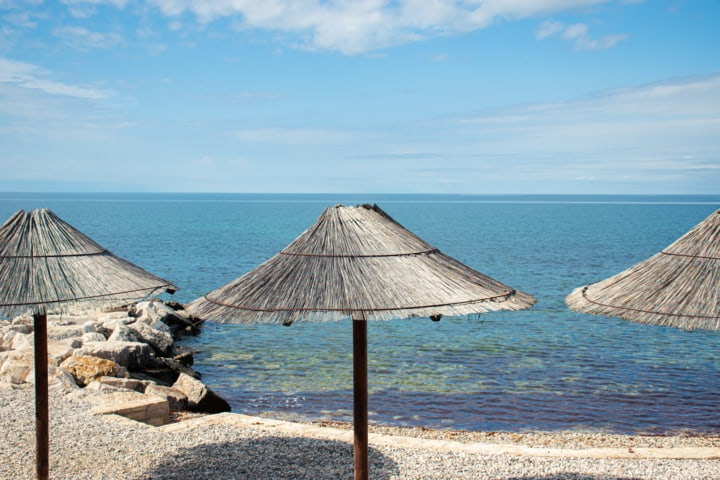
2;193;720;435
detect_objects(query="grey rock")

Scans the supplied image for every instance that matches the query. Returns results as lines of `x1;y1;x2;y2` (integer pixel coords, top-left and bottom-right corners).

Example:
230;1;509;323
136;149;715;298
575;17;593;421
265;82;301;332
172;373;231;414
95;376;151;393
0;348;33;384
128;321;173;357
47;324;85;341
49;365;80;392
74;341;154;370
151;319;171;335
130;299;174;325
145;383;189;412
10;331;33;350
83;380;136;394
11;314;33;326
82;320;98;333
48;342;75;366
131;299;201;334
82;332;107;344
107;324;142;343
7;324;33;335
173;351;194;367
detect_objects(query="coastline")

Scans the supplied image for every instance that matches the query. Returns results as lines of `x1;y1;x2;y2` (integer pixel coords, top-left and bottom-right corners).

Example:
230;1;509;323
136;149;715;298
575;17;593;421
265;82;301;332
2;383;719;480
3;194;720;435
2;301;719;478
163;411;720;456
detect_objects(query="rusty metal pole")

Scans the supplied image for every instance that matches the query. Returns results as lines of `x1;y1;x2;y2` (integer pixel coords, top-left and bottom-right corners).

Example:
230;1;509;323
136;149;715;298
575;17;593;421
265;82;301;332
352;316;368;480
33;312;49;480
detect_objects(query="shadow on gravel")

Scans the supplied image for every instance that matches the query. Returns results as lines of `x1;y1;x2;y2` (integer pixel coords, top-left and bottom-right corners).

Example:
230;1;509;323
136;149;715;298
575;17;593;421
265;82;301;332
144;435;398;480
504;474;642;480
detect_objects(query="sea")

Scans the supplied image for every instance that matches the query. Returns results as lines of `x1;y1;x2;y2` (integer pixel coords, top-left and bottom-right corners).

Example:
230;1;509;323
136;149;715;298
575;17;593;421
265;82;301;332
2;192;719;435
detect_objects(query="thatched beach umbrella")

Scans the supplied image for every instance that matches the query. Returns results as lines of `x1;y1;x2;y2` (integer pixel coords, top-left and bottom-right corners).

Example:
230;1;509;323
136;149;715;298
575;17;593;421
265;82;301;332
566;209;720;330
188;204;535;480
0;209;176;480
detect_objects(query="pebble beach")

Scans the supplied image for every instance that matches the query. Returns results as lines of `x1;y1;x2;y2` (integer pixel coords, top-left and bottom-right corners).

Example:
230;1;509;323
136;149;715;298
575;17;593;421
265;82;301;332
3;383;719;480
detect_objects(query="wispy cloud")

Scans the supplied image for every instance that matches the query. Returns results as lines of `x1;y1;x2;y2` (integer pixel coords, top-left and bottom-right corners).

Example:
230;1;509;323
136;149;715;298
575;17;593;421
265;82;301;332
432;73;720;184
0;57;112;99
199;90;284;105
59;0;130;19
536;20;564;39
53;26;124;49
231;127;369;145
61;0;130;8
536;20;627;51
4;11;38;28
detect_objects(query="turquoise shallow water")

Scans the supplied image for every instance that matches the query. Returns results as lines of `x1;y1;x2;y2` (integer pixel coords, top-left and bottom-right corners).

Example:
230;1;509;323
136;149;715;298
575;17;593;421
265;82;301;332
1;193;719;434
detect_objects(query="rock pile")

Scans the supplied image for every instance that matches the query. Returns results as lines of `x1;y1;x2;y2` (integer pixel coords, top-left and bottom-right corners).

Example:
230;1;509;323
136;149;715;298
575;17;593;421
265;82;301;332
0;298;230;426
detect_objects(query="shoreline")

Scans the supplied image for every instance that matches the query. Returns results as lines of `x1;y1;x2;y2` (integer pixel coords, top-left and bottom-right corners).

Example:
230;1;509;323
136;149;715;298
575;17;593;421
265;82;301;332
163;407;720;451
161;410;720;457
3;384;720;479
3;302;720;478
308;419;720;450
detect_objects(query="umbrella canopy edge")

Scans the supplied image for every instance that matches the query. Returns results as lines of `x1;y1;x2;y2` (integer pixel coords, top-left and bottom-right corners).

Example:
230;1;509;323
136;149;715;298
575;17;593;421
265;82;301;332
566;209;720;330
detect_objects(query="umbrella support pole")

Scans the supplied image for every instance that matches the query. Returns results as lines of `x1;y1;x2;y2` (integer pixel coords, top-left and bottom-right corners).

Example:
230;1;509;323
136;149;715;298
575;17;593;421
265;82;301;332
33;312;49;480
352;317;368;480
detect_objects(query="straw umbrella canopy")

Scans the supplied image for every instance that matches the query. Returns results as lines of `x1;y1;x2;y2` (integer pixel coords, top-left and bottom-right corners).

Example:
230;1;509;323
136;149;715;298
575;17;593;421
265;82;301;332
566;209;720;330
0;208;176;480
188;203;535;480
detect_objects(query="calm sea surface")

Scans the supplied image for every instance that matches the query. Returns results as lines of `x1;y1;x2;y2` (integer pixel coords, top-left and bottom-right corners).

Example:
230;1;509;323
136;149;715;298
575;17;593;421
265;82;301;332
2;193;720;435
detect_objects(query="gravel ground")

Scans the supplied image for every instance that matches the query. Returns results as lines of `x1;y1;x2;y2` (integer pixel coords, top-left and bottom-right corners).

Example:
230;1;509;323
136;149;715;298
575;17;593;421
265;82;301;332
2;383;719;480
312;420;720;450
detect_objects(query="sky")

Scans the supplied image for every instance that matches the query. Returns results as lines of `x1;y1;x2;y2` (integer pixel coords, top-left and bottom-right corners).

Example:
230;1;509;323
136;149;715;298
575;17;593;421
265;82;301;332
0;0;718;194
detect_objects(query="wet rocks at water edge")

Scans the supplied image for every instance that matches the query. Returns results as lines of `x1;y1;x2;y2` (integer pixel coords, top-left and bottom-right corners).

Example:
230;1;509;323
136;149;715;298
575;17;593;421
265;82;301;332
0;298;231;425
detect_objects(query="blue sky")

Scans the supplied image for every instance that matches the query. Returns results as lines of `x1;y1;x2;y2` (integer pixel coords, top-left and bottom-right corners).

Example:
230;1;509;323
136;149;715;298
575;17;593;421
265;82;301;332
1;0;718;194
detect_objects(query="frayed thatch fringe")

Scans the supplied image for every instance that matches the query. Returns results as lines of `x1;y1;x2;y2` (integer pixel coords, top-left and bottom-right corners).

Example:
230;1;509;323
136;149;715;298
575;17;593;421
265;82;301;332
0;209;176;318
566;209;720;330
188;204;535;324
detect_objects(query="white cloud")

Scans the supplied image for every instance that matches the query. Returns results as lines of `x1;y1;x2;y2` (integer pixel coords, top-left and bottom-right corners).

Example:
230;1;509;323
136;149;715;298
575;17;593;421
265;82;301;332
563;23;588;39
537;19;627;51
53;26;124;49
137;0;616;54
573;33;627;51
66;5;98;18
536;20;563;39
4;11;38;28
27;0;627;54
61;0;129;7
0;57;112;99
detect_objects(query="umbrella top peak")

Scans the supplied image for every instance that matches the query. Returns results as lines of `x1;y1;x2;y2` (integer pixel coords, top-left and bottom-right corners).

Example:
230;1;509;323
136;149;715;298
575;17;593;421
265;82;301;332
282;203;436;258
1;208;106;259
